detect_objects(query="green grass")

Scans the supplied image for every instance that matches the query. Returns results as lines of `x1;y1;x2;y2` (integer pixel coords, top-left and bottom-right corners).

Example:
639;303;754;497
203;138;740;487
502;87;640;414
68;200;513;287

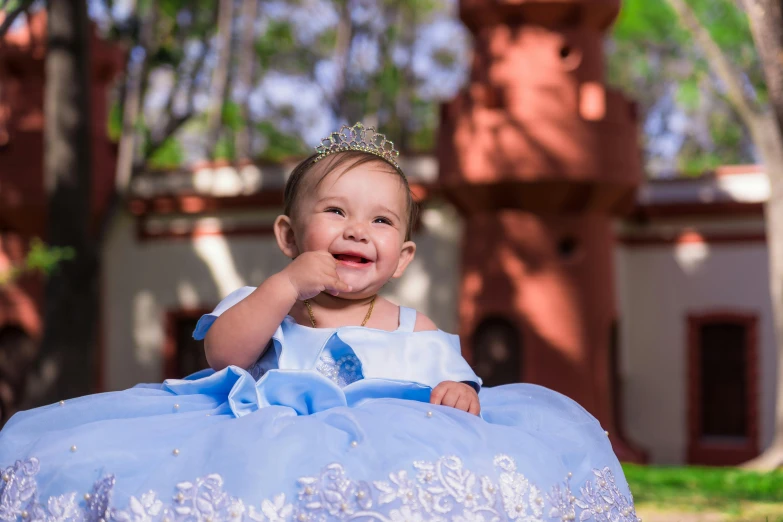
623;463;783;514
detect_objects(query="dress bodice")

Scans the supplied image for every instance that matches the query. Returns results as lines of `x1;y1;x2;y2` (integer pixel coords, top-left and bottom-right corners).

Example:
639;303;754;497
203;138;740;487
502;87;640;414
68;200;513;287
193;286;481;391
249;307;418;386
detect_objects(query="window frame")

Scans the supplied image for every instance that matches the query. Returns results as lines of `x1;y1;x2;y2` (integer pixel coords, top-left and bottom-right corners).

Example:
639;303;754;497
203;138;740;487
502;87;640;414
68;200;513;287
164;308;212;380
686;311;759;465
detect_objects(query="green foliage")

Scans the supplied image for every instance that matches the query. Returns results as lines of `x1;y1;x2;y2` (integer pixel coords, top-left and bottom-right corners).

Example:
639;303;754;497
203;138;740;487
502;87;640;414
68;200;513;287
609;0;762;177
255;21;298;71
0;239;75;287
256;121;309;162
386;0;439;15
710;111;744;150
678;151;723;177
2;0;29;12
95;0;460;165
213;134;235;162
613;0;688;46
689;0;754;56
147;137;184;169
623;463;783;512
107;102;123;142
675;78;701;111
222;101;245;132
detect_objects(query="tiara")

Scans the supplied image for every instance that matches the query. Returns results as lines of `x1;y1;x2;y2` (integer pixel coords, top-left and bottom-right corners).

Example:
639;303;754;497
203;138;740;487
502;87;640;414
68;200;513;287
314;122;401;170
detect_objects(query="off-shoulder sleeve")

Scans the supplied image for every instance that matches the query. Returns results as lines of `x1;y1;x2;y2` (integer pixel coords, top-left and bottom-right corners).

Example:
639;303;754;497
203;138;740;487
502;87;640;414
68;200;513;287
329;328;483;390
192;286;257;340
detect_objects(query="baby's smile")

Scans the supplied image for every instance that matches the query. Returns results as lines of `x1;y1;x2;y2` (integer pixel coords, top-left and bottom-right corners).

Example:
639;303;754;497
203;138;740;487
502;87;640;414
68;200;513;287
332;252;373;267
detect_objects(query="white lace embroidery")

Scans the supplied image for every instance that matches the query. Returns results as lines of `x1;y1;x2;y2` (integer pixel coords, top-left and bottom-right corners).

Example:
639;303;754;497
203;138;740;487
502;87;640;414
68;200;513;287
0;455;637;522
315;353;362;388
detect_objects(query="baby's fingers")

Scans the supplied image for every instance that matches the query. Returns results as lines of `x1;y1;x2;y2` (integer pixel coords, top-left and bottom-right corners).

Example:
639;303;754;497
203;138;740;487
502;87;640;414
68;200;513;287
325;278;352;296
440;390;460;408
430;384;446;405
455;395;472;413
468;398;481;416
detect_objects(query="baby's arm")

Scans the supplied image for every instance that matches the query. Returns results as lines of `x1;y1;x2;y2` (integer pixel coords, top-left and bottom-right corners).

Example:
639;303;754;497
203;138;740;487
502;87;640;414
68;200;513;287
414;312;481;416
205;251;351;371
205;273;297;371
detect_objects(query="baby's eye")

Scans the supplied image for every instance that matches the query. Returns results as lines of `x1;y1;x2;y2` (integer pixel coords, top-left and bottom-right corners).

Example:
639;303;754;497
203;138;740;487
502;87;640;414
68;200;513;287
374;217;393;225
325;207;344;216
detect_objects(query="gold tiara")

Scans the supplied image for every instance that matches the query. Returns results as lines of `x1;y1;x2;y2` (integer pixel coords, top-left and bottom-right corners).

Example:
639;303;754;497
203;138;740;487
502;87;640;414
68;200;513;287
314;122;401;171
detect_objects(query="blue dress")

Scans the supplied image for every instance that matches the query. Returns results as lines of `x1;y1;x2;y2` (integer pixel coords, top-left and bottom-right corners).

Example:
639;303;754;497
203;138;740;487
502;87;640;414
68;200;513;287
0;287;638;522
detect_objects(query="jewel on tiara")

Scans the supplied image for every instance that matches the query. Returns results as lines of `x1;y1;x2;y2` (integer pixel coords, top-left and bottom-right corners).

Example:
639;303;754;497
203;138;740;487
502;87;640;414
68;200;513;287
314;122;401;170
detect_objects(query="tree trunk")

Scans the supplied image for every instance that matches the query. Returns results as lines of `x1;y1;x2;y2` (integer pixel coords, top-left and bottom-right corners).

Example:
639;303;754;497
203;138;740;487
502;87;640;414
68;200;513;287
740;0;783;469
31;0;97;405
115;0;156;193
741;116;783;470
235;0;258;161
205;0;235;159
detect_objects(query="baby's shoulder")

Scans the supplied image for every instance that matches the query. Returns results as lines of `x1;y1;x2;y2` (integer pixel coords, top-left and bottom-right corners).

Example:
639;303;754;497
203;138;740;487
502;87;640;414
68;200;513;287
376;297;438;333
412;312;438;332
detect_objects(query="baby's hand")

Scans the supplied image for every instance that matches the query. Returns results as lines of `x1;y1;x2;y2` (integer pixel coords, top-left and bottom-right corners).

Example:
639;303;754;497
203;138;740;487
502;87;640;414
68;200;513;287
430;381;480;416
282;251;352;300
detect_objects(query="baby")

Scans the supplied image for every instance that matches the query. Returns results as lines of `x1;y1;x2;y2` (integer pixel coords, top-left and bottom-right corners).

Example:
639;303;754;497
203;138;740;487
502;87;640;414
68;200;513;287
204;124;481;415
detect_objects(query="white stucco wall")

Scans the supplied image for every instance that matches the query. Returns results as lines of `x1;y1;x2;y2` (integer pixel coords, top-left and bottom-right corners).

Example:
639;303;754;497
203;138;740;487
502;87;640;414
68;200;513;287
102;202;462;390
615;241;776;464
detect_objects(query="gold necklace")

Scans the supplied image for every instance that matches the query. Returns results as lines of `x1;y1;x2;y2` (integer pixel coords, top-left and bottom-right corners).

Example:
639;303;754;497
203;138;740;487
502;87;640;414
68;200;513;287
303;295;376;328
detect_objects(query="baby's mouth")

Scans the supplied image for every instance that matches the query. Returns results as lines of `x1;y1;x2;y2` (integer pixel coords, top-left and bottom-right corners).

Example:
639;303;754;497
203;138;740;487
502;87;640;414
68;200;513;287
333;253;372;265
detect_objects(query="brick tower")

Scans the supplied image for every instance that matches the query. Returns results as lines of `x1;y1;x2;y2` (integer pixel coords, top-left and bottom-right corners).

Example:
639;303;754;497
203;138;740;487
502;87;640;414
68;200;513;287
439;0;644;461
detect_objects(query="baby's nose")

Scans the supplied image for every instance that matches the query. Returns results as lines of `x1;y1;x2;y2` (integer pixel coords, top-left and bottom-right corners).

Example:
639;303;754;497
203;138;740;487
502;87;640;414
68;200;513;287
344;222;369;242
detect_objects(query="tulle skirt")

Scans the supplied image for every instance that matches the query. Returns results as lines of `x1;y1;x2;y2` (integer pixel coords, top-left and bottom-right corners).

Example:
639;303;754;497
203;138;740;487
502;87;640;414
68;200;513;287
0;367;637;522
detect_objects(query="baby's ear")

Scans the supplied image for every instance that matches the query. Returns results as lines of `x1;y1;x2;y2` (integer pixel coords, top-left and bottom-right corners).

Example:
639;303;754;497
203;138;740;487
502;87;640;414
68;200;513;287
274;215;300;258
392;240;416;278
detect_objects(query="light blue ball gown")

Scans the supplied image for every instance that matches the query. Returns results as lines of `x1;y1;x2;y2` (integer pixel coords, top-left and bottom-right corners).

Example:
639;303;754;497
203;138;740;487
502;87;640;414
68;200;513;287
0;287;638;522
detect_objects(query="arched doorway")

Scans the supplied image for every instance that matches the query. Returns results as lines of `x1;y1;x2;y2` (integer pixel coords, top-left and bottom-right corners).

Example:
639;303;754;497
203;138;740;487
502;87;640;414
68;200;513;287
471;316;522;387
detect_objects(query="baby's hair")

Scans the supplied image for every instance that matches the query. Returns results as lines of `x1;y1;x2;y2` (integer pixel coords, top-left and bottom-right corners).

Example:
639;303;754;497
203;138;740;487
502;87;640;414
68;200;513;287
283;150;419;241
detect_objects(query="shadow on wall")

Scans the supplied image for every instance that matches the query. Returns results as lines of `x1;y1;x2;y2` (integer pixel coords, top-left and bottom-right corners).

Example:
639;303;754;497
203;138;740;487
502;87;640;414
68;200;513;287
106;213;292;386
0;324;37;427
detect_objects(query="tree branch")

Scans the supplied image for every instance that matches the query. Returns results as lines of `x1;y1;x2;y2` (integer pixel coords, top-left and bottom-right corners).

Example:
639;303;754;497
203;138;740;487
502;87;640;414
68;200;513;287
151;13;194;143
146;34;211;155
665;0;764;128
330;1;356;121
205;0;235;159
235;0;259;160
0;0;36;39
743;0;783;133
115;1;159;193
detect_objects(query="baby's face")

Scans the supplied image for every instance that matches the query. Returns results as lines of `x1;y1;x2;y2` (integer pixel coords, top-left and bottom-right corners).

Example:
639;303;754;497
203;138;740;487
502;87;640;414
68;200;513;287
292;161;414;296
